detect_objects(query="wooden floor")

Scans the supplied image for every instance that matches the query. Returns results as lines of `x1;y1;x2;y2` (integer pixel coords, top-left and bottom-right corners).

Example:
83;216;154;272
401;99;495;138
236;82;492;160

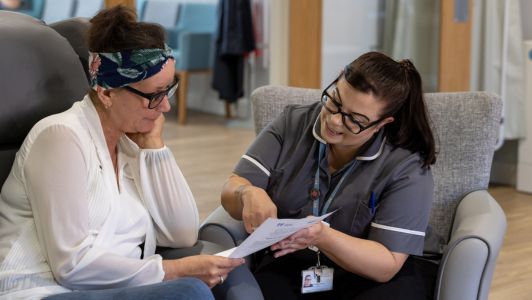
163;110;256;221
488;186;532;300
163;110;532;300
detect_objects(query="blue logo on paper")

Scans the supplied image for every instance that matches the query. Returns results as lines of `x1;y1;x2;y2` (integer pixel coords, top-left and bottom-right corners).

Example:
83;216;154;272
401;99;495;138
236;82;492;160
529;49;532;61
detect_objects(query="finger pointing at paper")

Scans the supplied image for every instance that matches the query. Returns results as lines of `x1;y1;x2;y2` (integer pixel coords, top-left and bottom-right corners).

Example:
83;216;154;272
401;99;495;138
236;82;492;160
239;185;278;233
221;175;278;234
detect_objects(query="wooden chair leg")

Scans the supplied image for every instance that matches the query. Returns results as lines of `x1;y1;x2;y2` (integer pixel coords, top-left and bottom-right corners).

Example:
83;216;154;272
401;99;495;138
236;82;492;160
225;101;233;119
177;70;188;125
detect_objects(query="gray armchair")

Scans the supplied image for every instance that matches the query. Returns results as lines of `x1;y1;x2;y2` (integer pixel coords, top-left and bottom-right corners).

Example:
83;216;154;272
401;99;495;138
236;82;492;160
200;85;507;300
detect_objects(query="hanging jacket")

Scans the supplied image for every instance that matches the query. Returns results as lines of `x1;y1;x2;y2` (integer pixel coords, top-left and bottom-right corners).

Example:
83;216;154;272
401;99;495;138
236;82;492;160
212;0;256;102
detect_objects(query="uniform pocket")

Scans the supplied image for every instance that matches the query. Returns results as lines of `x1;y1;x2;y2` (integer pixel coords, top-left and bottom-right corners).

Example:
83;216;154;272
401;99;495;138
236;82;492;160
350;196;378;238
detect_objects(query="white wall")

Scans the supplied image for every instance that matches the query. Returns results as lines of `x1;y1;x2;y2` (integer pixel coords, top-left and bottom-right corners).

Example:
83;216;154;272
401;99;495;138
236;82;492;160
491;0;532;186
184;74;224;115
517;40;532;192
516;0;532;191
268;0;289;86
321;0;381;88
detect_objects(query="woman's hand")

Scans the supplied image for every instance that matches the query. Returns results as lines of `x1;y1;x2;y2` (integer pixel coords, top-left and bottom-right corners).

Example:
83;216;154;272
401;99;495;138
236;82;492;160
163;255;245;288
270;221;326;258
127;114;165;149
240;185;277;233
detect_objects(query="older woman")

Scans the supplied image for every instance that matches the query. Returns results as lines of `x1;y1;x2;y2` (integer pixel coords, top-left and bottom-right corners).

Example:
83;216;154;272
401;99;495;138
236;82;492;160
221;52;438;299
0;6;243;300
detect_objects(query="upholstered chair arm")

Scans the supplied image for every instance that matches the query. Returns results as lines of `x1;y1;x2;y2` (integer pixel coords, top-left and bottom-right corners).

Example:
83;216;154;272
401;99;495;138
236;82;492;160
199;206;249;250
435;190;507;300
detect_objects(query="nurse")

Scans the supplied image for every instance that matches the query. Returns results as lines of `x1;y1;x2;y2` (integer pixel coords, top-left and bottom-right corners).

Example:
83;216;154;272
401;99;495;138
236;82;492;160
221;52;437;299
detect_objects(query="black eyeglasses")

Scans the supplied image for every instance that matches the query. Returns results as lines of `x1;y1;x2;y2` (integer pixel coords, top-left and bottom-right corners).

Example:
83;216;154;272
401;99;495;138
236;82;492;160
123;75;179;109
321;79;383;134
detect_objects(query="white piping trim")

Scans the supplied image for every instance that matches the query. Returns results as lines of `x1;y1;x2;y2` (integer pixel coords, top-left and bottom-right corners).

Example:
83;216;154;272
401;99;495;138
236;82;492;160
242;155;271;177
356;136;386;161
312;113;327;144
371;222;425;237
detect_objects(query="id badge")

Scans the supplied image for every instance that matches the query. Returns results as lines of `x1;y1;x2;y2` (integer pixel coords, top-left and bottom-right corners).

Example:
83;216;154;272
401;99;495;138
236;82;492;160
301;266;334;294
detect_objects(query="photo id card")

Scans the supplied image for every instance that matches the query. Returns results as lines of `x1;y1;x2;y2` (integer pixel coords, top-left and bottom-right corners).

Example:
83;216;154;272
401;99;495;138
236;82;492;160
301;266;333;294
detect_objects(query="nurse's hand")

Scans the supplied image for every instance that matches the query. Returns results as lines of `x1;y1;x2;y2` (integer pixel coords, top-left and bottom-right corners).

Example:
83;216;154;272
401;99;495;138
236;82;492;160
270;221;326;258
240;185;277;233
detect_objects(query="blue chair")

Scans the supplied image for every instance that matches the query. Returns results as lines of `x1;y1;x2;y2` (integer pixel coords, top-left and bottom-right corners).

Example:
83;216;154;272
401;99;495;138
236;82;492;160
138;0;181;77
41;0;76;24
139;0;180;29
171;2;217;124
135;0;217;124
0;0;45;19
136;0;147;15
73;0;104;18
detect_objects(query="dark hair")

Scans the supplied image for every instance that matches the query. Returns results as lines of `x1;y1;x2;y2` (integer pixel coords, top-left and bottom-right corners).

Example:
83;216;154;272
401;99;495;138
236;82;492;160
343;52;436;167
88;5;165;52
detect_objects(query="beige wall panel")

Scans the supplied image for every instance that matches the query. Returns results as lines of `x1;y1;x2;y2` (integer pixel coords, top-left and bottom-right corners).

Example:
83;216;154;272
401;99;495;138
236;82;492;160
438;0;472;92
289;0;322;88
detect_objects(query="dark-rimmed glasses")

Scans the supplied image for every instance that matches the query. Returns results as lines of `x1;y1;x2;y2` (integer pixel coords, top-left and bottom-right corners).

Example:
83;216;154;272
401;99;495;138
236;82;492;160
123;75;179;109
321;79;384;134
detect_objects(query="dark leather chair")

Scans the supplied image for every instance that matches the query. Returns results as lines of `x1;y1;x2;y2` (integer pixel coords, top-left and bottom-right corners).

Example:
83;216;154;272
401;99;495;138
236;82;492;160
0;11;88;186
49;17;92;83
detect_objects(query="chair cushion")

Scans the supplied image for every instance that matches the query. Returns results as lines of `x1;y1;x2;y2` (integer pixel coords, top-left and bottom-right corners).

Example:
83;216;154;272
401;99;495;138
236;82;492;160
49;17;91;82
425;92;501;251
0;150;17;189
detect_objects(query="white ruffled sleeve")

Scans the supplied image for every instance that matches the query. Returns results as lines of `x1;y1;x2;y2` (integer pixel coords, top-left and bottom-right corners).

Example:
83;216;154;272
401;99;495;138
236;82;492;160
132;142;199;248
24;125;165;290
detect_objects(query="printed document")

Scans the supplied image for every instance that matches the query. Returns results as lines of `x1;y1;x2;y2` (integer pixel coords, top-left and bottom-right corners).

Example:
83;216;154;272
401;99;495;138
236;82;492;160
215;211;335;258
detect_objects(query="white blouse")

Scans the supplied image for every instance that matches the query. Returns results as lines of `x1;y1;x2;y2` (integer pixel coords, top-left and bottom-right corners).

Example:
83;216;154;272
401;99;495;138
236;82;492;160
0;96;199;299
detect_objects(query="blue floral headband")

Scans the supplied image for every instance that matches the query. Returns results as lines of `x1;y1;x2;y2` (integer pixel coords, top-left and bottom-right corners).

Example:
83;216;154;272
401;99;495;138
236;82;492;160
88;44;174;90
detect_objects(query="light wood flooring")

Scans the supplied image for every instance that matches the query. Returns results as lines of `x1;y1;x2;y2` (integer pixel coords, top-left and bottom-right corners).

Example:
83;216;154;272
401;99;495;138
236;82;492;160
163;110;532;300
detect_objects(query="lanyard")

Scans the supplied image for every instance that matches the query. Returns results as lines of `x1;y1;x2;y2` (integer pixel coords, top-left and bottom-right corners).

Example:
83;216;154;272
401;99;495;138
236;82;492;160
311;143;358;216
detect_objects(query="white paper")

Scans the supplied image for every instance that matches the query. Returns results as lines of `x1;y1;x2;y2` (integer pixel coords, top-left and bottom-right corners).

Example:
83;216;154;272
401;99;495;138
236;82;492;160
215;211;335;258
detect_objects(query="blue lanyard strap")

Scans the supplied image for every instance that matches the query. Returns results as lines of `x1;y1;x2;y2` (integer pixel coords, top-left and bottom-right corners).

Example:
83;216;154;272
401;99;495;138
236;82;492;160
312;143;358;216
311;143;325;216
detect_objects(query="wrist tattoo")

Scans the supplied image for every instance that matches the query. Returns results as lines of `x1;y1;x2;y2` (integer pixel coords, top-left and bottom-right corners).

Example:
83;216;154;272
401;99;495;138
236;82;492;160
235;185;248;205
